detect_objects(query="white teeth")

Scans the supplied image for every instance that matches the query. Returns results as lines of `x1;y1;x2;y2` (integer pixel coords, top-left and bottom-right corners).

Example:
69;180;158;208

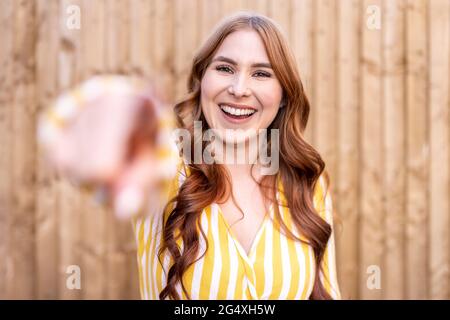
219;104;256;116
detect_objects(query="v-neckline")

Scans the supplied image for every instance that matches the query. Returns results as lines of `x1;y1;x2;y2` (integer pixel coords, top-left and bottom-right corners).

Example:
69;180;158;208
213;201;274;261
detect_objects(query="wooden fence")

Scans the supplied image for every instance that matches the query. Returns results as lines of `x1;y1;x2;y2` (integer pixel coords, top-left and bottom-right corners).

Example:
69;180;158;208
0;0;449;299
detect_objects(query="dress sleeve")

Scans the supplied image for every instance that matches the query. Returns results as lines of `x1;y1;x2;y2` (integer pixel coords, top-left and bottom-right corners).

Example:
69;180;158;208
37;74;181;214
313;174;342;300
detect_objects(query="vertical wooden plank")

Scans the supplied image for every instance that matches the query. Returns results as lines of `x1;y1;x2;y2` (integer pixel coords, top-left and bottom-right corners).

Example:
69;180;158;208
59;0;81;89
290;0;314;143
0;0;14;300
312;0;338;189
336;0;361;300
8;0;38;299
360;0;384;299
383;0;406;299
127;0;157;301
405;0;429;300
127;0;157;300
79;0;107;299
448;1;450;301
129;0;155;77
35;0;60;299
268;0;291;40
174;0;201;101
56;0;83;300
105;0;130;73
428;0;450;300
57;181;82;301
104;0;138;300
80;0;105;78
199;0;222;44
152;0;176;101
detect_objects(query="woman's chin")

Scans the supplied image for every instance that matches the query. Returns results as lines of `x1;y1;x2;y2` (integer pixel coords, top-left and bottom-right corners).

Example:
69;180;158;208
213;126;259;142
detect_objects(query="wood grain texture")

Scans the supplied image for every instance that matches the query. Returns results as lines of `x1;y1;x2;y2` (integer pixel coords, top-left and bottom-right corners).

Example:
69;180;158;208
428;0;450;300
336;0;361;300
360;0;384;300
383;0;406;299
8;0;38;299
0;0;14;300
405;0;429;300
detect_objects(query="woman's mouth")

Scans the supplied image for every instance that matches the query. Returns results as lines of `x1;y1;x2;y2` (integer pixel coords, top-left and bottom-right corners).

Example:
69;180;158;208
218;103;257;122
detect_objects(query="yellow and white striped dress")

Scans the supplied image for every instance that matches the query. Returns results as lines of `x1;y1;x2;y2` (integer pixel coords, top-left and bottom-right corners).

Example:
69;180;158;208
133;160;341;300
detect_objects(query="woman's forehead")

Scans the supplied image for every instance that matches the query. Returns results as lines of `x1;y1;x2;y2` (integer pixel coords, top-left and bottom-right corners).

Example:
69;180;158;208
213;29;270;66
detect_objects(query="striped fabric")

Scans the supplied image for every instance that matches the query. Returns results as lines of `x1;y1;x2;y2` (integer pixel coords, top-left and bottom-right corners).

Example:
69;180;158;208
133;160;341;300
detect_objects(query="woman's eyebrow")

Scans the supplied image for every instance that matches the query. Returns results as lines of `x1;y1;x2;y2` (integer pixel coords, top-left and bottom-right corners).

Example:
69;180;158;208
212;56;272;69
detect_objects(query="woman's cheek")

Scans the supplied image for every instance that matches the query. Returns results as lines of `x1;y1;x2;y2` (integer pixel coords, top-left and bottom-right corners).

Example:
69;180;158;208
255;89;282;113
203;70;227;90
200;74;213;97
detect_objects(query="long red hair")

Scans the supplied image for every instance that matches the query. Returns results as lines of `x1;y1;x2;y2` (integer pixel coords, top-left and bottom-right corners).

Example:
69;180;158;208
159;12;334;300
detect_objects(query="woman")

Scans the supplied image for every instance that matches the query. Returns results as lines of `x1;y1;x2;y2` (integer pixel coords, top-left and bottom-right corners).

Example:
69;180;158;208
38;12;341;300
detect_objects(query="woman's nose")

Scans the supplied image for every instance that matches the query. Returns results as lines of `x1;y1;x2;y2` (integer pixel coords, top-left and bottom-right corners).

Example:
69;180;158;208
227;74;251;97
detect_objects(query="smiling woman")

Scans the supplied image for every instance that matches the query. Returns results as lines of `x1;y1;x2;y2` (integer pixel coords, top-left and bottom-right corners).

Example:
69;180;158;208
38;12;341;300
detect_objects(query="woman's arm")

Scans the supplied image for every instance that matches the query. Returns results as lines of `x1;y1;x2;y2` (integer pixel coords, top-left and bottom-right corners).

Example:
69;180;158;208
37;75;180;219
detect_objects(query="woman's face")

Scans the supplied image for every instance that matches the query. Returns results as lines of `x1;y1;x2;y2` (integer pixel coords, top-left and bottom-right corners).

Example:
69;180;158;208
200;29;284;143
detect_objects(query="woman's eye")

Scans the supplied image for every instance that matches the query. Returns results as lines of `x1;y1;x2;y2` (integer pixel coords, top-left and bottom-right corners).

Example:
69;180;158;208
214;65;271;78
254;71;271;78
215;65;233;74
